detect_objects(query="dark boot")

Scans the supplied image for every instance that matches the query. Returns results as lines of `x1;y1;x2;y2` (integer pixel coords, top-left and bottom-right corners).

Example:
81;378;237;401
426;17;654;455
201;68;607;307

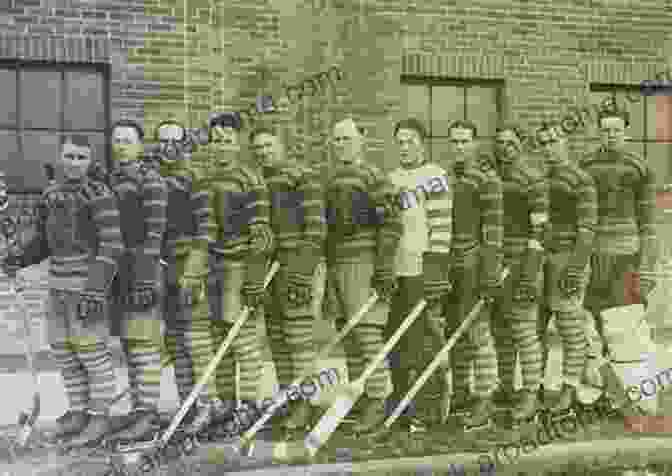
492;386;515;408
449;391;473;416
511;390;539;423
283;400;313;432
550;384;577;416
105;408;159;443
48;410;89;443
65;411;112;448
352;397;386;435
462;397;495;431
184;397;230;435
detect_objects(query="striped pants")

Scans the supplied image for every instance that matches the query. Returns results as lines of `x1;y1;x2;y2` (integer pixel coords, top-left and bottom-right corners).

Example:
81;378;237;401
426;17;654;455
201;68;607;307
47;288;117;414
266;255;321;389
324;254;391;400
163;256;217;402
445;250;498;398
208;259;263;403
491;254;544;393
539;251;589;387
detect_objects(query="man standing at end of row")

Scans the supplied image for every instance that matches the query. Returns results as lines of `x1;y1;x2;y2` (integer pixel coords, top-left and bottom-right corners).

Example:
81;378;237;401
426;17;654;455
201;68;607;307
324;118;402;434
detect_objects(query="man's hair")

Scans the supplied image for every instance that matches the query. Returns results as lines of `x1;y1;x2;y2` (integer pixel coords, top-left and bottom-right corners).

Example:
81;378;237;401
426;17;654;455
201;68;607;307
154;119;186;141
597;105;630;128
448;119;478;138
61;134;91;149
495;122;526;142
110;119;144;141
393;118;427;142
249;124;277;144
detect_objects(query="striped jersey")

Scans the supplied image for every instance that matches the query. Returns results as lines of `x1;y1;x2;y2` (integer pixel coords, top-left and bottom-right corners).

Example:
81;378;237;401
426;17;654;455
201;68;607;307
546;161;598;253
580;148;657;265
497;158;549;257
263;164;326;254
159;160;211;259
22;178;124;289
388;162;453;276
207;163;271;260
326;161;403;267
451;160;503;269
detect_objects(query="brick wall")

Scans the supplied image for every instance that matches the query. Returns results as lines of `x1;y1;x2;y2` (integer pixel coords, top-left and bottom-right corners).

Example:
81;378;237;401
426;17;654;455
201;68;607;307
0;0;669;168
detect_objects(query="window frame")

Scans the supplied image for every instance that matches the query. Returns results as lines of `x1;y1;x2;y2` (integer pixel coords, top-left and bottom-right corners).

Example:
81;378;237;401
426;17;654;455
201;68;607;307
399;75;505;162
0;59;111;194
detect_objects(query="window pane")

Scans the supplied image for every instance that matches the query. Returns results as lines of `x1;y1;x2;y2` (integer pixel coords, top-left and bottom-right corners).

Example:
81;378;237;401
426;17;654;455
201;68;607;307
466;86;499;138
18;131;59;190
431;85;463;137
0;69;17;126
645;142;672;187
429;138;453;171
20;69;62;130
0;131;20;189
400;84;429;133
647;95;672;143
64;71;105;130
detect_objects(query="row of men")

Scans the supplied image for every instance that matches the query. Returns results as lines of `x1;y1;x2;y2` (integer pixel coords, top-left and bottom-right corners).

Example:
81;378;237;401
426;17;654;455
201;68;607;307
2;104;658;449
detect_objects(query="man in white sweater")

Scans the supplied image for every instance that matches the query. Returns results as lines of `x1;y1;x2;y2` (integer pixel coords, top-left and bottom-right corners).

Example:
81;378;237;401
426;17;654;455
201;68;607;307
385;118;453;432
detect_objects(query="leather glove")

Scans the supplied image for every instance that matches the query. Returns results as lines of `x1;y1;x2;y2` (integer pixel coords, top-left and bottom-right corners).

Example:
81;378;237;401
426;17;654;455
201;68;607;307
249;223;274;256
178;275;205;306
286;271;313;308
559;266;585;298
129;281;160;309
77;288;107;321
2;252;22;278
371;269;397;302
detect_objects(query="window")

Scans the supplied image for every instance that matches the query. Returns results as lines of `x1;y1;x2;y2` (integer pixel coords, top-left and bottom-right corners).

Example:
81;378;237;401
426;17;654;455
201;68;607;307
0;61;110;192
398;77;503;171
590;84;672;188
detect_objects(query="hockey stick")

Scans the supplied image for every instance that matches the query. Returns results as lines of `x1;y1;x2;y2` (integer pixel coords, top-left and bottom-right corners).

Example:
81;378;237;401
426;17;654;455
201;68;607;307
383;267;511;430
271;298;426;462
237;291;380;450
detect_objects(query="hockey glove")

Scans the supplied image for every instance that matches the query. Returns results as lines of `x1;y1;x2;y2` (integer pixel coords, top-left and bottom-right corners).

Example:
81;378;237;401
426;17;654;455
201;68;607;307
243;255;268;309
78;289;107;321
249;223;274;256
423;252;452;303
285;243;320;308
2;251;23;278
371;269;397;302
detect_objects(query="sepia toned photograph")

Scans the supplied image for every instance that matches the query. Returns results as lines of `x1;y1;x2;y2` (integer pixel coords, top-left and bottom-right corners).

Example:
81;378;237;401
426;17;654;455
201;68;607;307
0;0;672;475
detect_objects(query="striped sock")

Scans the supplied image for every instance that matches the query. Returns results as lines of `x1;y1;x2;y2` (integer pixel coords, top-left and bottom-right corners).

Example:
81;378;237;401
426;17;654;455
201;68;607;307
75;340;117;413
185;300;218;401
212;320;236;401
267;316;293;388
510;304;543;392
125;338;162;410
285;316;316;384
234;312;263;402
556;309;588;386
50;342;90;411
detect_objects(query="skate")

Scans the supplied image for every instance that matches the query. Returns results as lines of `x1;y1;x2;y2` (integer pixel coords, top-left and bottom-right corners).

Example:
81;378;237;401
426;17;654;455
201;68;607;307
61;411;112;451
462;397;495;432
103;408;160;449
509;390;540;429
202;399;236;440
548;384;578;420
282;400;315;440
183;397;228;438
45;410;89;445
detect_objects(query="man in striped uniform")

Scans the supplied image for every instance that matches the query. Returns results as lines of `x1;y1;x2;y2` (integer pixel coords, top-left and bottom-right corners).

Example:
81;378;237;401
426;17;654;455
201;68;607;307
5;135;124;446
249;123;327;435
385;118;453;431
150;118;227;434
103;120;168;442
205;112;274;434
580;108;658;379
490;124;549;423
443;119;503;430
323;118;402;434
536;122;597;415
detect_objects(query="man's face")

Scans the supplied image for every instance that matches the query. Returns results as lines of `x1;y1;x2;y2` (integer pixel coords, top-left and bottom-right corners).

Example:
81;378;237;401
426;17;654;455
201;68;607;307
61;142;92;181
209;126;240;166
157;123;186;162
449;127;476;167
252;132;282;169
111;126;142;165
495;129;521;163
599;116;626;152
331;120;362;166
396;128;424;168
537;127;567;167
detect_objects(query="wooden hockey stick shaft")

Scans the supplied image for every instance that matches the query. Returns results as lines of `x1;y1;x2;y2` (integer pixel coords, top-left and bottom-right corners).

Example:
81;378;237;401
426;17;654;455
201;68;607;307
159;261;280;448
303;298;427;457
239;291;380;446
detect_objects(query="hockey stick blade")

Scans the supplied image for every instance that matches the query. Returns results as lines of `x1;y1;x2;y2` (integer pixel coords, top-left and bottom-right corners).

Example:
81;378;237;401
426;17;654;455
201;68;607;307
301;298;427;459
239;291;380;450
